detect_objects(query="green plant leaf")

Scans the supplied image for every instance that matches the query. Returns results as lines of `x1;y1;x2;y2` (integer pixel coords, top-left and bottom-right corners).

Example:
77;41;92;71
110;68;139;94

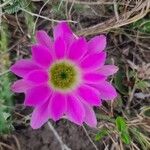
132;19;150;33
121;131;131;144
116;117;131;144
141;107;150;118
114;72;128;95
0;109;6;133
95;129;109;141
136;80;149;90
116;116;127;132
0;74;14;134
3;112;11;120
3;0;30;14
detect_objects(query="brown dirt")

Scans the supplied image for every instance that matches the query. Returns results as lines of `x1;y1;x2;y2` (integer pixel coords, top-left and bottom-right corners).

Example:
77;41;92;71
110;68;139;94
1;120;104;150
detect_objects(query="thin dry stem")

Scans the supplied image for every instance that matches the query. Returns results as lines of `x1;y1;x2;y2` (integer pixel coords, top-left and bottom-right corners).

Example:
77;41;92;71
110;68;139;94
113;0;119;21
19;7;77;23
12;135;21;150
0;0;11;8
64;0;133;6
33;0;50;34
15;13;24;34
82;126;99;150
47;121;71;150
0;142;13;150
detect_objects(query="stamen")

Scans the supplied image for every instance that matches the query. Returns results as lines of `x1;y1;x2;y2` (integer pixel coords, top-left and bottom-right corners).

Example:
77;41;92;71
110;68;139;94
49;60;80;92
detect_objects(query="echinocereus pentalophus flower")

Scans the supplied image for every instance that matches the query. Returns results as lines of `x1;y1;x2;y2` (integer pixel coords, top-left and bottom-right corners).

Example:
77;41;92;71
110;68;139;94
10;22;118;129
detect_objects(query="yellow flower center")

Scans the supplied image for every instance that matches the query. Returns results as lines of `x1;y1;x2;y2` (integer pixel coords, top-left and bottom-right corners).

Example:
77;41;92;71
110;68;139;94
49;60;81;92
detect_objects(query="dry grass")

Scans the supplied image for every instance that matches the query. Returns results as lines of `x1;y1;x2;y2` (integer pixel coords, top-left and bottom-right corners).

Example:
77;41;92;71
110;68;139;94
75;0;150;36
0;0;150;150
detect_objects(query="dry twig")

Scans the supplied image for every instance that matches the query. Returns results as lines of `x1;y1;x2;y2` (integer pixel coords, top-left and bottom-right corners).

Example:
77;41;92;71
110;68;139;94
47;121;71;150
19;7;77;23
82;126;99;150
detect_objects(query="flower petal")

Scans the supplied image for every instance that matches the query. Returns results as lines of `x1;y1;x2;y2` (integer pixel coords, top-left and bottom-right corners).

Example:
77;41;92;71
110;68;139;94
84;72;106;83
30;101;49;129
54;37;66;59
53;22;75;46
88;35;106;53
36;30;52;48
77;84;101;106
10;59;41;77
49;92;66;121
83;103;97;127
25;70;48;84
66;95;85;125
32;45;53;68
24;85;51;107
98;65;118;76
11;79;32;93
68;37;87;61
80;51;106;71
93;81;117;100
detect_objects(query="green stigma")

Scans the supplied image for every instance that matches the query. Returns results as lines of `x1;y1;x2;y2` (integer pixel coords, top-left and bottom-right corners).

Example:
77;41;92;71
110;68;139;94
50;61;78;91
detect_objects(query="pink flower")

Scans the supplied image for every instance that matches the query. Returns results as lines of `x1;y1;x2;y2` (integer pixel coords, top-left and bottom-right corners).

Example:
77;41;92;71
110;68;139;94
10;22;118;129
